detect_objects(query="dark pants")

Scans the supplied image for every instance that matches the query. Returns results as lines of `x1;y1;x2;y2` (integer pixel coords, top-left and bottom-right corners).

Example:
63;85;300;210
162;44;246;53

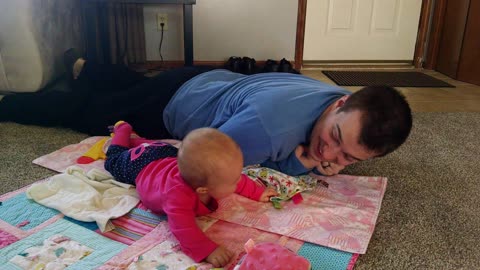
105;143;178;185
0;64;214;138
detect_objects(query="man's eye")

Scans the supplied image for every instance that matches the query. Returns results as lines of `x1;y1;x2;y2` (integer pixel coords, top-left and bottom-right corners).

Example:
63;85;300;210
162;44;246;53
332;132;340;144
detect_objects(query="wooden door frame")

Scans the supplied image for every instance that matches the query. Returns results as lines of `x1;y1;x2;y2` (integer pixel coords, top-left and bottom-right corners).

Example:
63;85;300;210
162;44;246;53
294;0;443;70
423;0;447;69
294;0;307;70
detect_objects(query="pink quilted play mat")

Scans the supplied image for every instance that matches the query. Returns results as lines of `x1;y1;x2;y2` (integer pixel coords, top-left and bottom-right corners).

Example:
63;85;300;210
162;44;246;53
0;136;390;269
33;136;386;254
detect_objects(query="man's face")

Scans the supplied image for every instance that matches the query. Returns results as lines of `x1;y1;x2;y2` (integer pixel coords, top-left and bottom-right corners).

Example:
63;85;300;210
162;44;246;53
308;97;377;166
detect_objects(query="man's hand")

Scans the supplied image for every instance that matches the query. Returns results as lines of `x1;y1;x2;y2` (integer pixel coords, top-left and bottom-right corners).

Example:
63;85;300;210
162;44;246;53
296;144;344;176
315;162;345;176
295;144;319;169
206;246;234;267
259;187;279;202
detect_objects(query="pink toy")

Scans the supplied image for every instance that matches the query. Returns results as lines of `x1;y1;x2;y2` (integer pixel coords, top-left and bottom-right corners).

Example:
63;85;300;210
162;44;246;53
234;239;311;270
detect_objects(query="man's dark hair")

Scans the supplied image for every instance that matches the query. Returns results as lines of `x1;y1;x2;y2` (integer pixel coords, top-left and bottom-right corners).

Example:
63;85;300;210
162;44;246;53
338;86;412;157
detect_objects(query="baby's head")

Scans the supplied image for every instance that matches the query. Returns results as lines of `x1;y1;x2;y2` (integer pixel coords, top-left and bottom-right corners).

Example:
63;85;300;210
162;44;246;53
177;128;244;199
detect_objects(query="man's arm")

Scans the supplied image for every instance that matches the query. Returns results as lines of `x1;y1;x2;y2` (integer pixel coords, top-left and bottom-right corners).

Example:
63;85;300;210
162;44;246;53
261;151;310;176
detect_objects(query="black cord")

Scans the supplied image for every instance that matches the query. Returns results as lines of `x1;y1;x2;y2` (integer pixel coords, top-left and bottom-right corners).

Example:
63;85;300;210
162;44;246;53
158;23;165;66
148;23;166;72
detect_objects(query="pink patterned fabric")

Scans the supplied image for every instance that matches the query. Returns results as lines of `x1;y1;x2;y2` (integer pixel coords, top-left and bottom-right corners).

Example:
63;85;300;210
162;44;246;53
31;137;386;254
205;218;304;270
32;137;182;173
96;212;155;245
100;217;305;270
0;230;19;248
347;253;360;270
33;136;108;173
209;174;387;254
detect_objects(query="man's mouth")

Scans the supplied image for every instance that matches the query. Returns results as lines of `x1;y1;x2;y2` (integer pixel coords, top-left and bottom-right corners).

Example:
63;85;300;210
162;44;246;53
311;140;324;162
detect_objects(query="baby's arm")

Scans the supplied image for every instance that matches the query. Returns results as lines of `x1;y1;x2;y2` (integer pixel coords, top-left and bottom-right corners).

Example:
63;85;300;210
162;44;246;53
165;195;233;266
236;174;278;202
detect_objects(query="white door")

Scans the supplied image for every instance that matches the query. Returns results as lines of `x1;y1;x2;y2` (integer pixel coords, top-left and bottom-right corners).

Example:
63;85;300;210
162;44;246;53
304;0;422;61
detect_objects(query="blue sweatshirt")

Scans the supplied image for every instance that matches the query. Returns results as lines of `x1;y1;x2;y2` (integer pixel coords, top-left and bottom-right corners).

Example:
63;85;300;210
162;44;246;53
163;69;351;175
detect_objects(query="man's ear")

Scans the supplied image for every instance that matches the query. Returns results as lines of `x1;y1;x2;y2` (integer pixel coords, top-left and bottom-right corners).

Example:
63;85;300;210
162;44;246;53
335;95;349;108
195;187;208;194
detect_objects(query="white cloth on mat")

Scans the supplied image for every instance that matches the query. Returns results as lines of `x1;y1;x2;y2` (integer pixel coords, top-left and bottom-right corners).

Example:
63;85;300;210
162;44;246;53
26;166;139;232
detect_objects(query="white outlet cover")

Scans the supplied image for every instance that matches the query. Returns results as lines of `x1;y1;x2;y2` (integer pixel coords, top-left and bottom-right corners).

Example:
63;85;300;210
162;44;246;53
156;13;168;31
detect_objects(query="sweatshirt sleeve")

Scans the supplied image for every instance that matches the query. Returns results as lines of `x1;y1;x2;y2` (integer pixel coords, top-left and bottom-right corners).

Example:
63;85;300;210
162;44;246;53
164;190;218;262
261;150;310;176
235;174;266;201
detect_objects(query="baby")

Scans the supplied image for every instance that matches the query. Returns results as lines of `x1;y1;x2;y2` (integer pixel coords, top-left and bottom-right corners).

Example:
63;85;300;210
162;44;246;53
105;121;277;267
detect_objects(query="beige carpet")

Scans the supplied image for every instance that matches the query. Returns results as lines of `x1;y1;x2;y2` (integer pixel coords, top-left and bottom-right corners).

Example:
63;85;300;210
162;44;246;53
1;112;479;269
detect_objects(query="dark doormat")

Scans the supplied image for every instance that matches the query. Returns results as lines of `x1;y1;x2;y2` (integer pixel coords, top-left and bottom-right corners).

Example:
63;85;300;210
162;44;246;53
322;71;455;87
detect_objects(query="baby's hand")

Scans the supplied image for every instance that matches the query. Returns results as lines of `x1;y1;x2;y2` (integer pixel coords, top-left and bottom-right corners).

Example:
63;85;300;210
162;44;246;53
295;144;319;169
259;187;279;202
206;246;234;267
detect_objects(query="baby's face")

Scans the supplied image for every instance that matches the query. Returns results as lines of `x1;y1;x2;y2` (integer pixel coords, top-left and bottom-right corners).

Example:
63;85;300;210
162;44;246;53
208;173;241;199
207;159;243;199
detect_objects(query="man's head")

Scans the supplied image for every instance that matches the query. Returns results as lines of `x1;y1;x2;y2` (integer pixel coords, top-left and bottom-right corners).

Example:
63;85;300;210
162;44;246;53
308;86;412;166
177;128;244;199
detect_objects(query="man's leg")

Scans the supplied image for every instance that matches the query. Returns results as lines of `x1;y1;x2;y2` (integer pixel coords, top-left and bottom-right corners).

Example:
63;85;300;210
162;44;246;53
75;61;147;93
0;65;214;136
78;66;215;138
64;48;147;93
0;89;88;127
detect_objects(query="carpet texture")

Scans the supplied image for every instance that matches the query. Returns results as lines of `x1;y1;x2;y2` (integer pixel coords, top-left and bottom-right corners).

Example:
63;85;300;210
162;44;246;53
322;71;454;87
1;112;479;269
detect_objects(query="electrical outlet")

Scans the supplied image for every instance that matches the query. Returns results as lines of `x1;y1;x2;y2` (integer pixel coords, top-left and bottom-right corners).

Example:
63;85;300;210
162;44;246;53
157;13;168;31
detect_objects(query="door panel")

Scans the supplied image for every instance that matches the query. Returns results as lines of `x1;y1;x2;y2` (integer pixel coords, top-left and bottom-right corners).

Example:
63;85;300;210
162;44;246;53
304;0;422;61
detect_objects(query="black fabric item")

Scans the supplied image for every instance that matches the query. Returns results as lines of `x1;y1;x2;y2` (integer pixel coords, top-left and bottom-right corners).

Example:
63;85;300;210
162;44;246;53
225;56;242;73
225;56;257;75
241;57;256;75
74;65;215;137
277;58;300;74
0;89;89;127
263;59;279;73
322;71;455;87
78;62;147;92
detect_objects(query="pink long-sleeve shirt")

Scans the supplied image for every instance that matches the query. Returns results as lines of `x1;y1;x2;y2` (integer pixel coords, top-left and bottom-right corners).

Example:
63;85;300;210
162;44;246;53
135;157;265;262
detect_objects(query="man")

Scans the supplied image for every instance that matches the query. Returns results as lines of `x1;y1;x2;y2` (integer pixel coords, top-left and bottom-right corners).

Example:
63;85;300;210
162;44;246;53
163;69;411;176
0;49;412;176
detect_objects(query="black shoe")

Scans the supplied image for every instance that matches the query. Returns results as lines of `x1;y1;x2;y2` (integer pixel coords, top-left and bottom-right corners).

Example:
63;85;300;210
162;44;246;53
241;57;256;75
278;58;300;74
63;48;82;81
225;56;242;73
263;59;279;73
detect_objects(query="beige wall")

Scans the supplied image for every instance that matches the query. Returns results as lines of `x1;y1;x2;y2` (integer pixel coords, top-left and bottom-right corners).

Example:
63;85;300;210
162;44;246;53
144;0;298;62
